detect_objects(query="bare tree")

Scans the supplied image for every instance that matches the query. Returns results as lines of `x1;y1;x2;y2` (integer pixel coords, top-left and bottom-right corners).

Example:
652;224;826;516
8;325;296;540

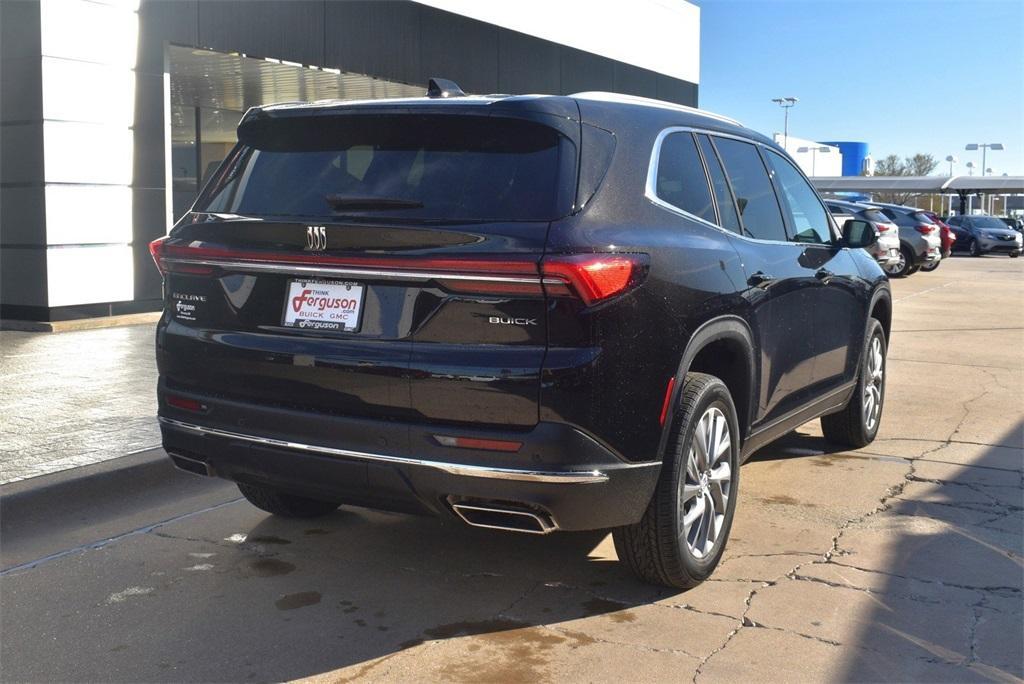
872;153;939;204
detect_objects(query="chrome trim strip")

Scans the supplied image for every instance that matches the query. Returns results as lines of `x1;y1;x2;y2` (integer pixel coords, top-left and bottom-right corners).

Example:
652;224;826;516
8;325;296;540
162;258;556;285
158;417;658;484
644;126;843;249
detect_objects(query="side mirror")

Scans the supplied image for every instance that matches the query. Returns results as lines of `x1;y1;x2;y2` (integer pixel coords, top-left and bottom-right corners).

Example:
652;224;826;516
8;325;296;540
842;219;878;249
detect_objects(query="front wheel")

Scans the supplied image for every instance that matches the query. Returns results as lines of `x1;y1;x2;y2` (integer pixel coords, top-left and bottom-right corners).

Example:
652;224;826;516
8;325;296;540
820;319;886;448
614;373;740;589
970;239;984;257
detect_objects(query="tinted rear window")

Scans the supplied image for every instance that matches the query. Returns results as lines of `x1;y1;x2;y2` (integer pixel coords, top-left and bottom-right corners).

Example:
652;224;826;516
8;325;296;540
200;114;576;222
911;212;935;224
655;132;716;223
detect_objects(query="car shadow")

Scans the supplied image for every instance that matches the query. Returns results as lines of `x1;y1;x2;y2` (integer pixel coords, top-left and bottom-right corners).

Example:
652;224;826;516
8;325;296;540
831;422;1022;680
132;505;677;682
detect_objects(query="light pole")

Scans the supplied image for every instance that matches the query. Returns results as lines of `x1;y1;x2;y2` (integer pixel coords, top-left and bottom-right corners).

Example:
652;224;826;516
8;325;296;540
945;154;958;176
771;97;798;149
966;161;975;176
797;146;831;176
965;143;1004;176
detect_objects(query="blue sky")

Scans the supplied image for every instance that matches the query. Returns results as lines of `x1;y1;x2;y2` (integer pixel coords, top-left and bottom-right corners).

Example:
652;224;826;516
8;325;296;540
696;0;1024;175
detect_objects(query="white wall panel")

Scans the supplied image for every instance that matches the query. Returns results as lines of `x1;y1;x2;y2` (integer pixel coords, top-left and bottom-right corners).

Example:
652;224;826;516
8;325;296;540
413;0;700;84
43;121;134;185
45;185;133;245
39;0;138;67
42;57;136;125
46;245;134;307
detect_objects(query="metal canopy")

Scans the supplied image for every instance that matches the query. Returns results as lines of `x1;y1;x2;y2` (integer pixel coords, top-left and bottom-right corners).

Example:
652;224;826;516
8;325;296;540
810;175;1024;194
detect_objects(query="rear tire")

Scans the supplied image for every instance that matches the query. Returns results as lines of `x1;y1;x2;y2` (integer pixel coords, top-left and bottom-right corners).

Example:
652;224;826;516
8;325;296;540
884;247;914;277
613;373;740;589
237;482;341;518
919;259;940;272
821;319;886;448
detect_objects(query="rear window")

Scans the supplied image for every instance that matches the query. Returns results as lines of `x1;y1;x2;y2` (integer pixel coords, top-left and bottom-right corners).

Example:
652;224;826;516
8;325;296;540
911;212;935;224
199;114;577;222
862;209;890;224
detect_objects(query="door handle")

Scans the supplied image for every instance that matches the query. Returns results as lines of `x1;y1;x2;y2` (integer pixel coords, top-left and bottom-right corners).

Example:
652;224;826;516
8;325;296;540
815;268;834;282
748;271;774;287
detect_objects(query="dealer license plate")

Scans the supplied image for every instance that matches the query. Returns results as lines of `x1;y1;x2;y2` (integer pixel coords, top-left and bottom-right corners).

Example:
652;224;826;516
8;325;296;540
282;279;364;332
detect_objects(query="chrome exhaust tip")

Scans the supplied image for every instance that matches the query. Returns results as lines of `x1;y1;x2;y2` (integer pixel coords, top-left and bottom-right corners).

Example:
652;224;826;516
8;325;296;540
450;502;557;535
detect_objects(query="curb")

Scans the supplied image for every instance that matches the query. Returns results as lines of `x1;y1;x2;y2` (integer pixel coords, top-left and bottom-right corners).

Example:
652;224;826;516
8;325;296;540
0;312;161;333
1;448;238;572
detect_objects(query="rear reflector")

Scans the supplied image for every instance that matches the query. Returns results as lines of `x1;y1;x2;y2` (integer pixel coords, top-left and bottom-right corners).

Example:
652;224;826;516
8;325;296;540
165;395;206;412
659;376;676;426
542;253;649;305
433;435;522;453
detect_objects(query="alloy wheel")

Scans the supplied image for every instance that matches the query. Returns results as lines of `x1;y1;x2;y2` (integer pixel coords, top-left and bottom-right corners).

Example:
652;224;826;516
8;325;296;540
884;251;906;276
863;335;884;432
680;406;732;559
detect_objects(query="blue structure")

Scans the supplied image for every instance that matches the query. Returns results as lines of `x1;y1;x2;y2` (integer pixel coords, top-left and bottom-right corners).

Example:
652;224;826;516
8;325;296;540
822;141;869;176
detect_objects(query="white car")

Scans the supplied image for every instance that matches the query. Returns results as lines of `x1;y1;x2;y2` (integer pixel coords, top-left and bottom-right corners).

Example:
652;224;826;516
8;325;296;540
825;200;902;268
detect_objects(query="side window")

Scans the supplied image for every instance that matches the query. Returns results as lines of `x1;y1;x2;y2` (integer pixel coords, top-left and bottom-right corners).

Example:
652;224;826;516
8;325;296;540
764;150;833;244
828;205;845;215
712;137;788;242
655;132;716;223
696;134;742;234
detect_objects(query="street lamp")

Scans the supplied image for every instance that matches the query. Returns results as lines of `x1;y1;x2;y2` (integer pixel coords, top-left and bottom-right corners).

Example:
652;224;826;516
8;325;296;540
771;97;798;149
797;146;831;176
965;143;1004;176
945;155;958;176
965;161;975;176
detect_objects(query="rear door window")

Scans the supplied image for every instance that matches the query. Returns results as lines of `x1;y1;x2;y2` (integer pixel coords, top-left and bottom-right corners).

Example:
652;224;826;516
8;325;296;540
200;114;576;222
712;137;788;242
654;132;716;223
764;150;833;244
696;134;742;234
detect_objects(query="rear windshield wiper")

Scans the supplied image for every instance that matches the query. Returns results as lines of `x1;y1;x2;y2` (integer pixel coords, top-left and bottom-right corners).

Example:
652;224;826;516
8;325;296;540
325;195;424;211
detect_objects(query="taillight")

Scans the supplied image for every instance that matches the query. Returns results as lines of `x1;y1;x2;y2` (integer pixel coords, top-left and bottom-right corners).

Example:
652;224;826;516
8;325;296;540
874;222;894;233
149;235;169;275
914;225;935;235
541;253;649;305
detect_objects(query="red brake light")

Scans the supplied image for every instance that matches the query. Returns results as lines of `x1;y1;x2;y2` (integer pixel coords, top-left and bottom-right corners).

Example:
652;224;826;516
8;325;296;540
541;253;649;305
149;236;169;275
914;225;935;235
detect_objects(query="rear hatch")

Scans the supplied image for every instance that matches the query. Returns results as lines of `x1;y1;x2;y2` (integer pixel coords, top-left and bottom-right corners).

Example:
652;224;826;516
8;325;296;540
154;106;579;428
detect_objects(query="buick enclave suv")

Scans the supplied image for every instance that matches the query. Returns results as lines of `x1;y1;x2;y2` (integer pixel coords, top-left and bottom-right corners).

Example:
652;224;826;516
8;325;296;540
152;81;891;588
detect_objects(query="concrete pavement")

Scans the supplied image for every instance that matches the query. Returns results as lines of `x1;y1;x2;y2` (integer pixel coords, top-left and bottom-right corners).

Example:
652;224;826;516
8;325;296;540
1;255;1021;683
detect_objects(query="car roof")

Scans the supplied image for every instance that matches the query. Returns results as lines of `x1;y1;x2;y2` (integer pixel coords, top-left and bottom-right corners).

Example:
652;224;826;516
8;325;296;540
824;198;884;211
245;90;764;142
870;202;926;212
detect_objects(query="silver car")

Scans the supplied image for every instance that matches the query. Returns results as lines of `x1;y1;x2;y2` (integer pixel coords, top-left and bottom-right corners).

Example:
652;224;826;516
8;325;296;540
872;203;943;277
825;199;901;268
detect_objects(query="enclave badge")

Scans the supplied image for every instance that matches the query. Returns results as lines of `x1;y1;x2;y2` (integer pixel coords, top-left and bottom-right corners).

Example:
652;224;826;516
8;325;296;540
305;225;327;251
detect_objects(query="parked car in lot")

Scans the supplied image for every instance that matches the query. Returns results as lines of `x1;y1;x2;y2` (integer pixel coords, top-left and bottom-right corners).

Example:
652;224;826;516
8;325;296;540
150;83;891;589
946;215;1023;257
921;211;956;271
997;216;1024;236
872;203;943;276
825;199;901;268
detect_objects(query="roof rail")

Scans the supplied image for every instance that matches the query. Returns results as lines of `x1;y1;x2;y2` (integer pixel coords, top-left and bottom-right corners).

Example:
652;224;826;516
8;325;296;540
570;91;742;126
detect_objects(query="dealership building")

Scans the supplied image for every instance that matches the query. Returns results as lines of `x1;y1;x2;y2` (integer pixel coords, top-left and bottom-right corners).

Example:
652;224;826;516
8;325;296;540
0;0;701;323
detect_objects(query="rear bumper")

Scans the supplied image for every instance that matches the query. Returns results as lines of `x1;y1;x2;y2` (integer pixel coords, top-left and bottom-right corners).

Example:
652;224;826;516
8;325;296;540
157;382;660;531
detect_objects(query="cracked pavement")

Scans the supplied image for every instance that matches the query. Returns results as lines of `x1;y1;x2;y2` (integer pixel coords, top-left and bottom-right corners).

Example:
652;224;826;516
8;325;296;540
1;256;1021;682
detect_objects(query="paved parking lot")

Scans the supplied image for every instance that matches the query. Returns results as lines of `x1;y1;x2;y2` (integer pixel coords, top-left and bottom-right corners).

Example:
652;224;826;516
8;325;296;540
1;255;1021;682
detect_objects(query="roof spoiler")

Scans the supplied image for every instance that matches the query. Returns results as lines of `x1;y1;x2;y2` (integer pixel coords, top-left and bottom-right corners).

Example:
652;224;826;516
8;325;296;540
426;77;466;98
